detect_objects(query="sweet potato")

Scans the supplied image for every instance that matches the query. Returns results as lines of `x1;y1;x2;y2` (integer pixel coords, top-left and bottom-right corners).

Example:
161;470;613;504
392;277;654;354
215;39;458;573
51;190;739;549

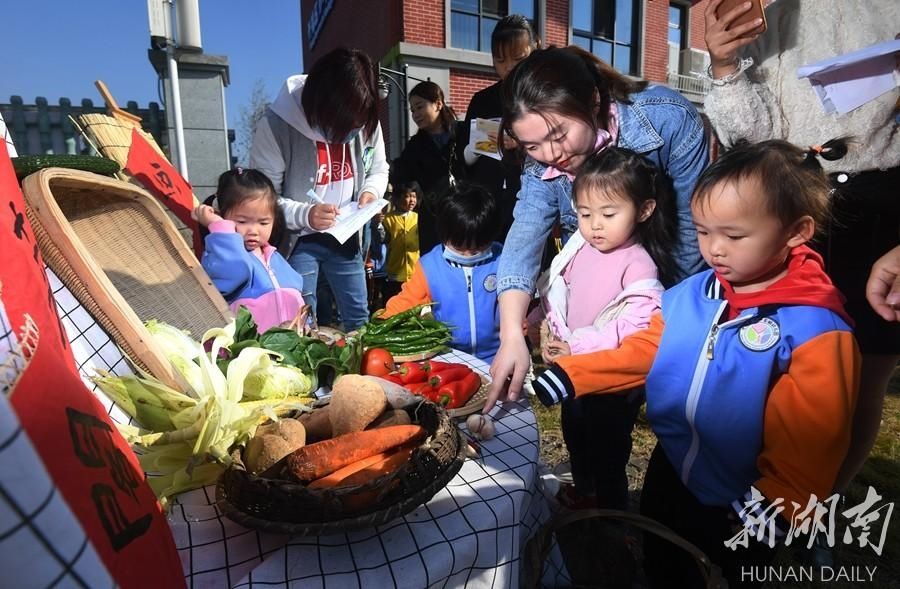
366;409;412;430
329;374;388;436
298;406;333;442
287;425;425;482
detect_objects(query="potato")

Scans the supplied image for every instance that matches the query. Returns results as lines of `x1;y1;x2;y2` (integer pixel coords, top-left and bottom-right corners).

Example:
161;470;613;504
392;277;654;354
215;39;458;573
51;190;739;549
298;406;333;442
245;418;306;474
329;374;388;436
257;418;307;445
366;409;412;430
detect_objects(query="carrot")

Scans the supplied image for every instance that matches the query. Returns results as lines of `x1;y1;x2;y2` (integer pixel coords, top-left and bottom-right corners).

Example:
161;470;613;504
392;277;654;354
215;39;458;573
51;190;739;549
306;450;393;489
287;425;425;482
339;445;416;487
306;442;417;490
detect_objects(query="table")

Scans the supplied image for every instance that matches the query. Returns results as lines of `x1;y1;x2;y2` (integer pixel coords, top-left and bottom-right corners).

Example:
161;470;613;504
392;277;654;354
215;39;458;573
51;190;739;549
54;278;571;589
168;349;567;588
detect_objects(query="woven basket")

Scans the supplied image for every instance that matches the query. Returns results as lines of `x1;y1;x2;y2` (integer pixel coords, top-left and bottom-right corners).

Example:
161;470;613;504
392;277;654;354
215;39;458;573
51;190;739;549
20;168;231;388
217;401;466;535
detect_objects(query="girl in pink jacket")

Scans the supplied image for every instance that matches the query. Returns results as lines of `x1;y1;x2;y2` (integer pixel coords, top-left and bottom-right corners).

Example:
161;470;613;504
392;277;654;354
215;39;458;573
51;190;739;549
532;147;678;509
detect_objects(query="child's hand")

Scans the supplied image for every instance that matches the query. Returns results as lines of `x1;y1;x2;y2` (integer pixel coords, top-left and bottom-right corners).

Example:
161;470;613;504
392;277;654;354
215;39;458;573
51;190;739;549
542;340;571;364
192;204;222;227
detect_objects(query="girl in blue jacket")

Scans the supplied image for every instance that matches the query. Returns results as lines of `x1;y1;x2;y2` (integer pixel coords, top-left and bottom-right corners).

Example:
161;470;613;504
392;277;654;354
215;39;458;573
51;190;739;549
194;169;305;333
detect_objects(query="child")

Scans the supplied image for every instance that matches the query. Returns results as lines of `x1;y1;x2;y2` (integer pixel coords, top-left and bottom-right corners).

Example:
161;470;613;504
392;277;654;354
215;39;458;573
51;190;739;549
382;181;421;300
383;183;502;362
530;147;677;509
532;139;860;589
194;168;305;333
536;147;677;363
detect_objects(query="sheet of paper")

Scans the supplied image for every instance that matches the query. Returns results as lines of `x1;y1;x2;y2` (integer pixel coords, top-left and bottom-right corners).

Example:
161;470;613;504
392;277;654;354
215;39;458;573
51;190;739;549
469;118;502;161
321;197;388;244
797;39;900;114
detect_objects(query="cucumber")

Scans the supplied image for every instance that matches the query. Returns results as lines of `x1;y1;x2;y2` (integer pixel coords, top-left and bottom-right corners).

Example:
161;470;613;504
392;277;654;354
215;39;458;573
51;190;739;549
11;154;121;179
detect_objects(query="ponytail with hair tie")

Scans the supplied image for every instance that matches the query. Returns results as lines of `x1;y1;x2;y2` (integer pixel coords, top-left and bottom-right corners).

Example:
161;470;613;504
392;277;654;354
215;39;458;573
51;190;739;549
805;137;851;165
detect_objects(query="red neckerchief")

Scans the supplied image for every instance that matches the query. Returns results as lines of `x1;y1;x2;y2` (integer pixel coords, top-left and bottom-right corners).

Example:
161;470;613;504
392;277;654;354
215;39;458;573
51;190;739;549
716;245;853;326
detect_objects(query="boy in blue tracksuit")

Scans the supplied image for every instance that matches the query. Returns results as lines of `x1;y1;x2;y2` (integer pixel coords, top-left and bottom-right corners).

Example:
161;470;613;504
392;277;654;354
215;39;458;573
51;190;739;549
383;183;501;362
531;139;861;588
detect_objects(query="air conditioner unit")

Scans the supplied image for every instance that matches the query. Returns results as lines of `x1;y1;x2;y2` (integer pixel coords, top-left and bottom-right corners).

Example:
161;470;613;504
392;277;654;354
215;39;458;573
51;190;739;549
679;48;710;75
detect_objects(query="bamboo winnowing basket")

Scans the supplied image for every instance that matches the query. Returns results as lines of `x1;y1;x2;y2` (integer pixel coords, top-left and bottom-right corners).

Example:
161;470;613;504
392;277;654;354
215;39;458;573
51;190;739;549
21;168;231;388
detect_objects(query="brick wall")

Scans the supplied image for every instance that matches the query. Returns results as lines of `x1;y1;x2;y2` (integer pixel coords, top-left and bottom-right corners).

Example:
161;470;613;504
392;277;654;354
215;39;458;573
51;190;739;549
689;0;710;50
302;0;402;66
403;0;444;47
448;70;497;117
545;0;569;47
642;0;670;83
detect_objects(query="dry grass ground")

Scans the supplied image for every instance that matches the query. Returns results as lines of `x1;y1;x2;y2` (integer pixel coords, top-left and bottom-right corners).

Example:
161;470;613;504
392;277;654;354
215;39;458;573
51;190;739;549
533;366;900;588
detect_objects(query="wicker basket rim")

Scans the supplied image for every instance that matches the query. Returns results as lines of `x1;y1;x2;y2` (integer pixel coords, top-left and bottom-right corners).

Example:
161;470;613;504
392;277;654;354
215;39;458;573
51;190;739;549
216;431;466;535
217;403;466;535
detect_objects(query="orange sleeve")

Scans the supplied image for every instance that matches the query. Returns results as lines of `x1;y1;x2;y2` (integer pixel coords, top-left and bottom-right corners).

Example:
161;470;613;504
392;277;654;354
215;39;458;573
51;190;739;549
382;261;432;317
555;312;664;396
754;330;860;513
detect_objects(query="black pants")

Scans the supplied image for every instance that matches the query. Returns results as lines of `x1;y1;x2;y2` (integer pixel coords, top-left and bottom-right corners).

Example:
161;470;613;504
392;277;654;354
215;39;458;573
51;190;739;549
819;166;900;353
640;445;778;589
560;390;643;509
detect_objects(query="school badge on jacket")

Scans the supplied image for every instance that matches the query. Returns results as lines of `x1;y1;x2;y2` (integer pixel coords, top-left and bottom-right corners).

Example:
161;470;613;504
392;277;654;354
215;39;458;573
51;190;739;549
739;317;781;351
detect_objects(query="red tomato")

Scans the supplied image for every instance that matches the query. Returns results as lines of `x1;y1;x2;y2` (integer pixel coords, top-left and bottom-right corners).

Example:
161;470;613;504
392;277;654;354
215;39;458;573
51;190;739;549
362;348;396;377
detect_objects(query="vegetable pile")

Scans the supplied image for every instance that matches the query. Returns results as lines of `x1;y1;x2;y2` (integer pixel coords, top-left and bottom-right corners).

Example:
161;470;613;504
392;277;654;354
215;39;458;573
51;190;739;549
97;319;317;508
224;308;364;385
361;304;452;358
382;358;483;409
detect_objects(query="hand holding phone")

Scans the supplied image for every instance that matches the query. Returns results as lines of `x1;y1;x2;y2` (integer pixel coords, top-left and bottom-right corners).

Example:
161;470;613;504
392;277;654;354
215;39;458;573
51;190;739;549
716;0;766;36
705;0;767;79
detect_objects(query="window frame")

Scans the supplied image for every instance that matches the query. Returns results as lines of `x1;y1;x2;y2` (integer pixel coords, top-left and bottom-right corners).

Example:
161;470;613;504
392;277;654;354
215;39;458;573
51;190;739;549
570;0;641;76
667;2;689;51
448;0;540;53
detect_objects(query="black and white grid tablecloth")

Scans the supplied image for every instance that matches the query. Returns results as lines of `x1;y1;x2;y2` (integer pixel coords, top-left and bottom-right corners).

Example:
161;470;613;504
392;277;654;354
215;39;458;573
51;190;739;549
49;268;570;588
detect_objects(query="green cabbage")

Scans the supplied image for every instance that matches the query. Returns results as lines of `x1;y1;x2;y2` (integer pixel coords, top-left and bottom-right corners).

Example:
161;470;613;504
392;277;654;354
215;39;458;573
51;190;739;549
242;364;314;400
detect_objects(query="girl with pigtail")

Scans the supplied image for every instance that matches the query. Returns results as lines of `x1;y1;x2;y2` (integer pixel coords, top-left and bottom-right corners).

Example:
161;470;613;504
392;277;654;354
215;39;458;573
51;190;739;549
531;138;861;589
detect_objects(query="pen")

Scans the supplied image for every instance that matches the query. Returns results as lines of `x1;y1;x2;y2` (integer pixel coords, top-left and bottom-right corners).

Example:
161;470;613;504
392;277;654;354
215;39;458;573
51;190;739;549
306;188;324;204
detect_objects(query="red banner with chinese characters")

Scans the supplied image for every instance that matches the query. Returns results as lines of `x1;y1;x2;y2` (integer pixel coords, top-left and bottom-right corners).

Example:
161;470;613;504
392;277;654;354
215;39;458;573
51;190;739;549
124;128;202;255
0;140;184;587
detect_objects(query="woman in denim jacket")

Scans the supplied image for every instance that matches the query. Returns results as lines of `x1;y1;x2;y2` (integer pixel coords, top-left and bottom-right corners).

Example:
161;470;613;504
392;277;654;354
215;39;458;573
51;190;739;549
483;47;709;506
485;47;709;409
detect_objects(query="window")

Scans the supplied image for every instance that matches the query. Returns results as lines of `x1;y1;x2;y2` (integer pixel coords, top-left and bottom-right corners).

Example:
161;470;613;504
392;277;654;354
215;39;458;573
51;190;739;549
571;0;639;75
668;4;687;50
450;0;539;52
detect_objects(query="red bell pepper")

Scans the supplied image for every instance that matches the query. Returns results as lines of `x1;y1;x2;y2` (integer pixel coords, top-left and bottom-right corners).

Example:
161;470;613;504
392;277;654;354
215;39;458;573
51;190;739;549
435;371;482;408
421;360;458;374
409;381;439;402
428;365;472;388
397;361;429;385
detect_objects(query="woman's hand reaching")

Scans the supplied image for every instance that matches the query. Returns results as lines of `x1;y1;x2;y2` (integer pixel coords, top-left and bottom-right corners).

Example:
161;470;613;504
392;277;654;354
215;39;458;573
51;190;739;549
483;332;531;413
867;245;900;322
